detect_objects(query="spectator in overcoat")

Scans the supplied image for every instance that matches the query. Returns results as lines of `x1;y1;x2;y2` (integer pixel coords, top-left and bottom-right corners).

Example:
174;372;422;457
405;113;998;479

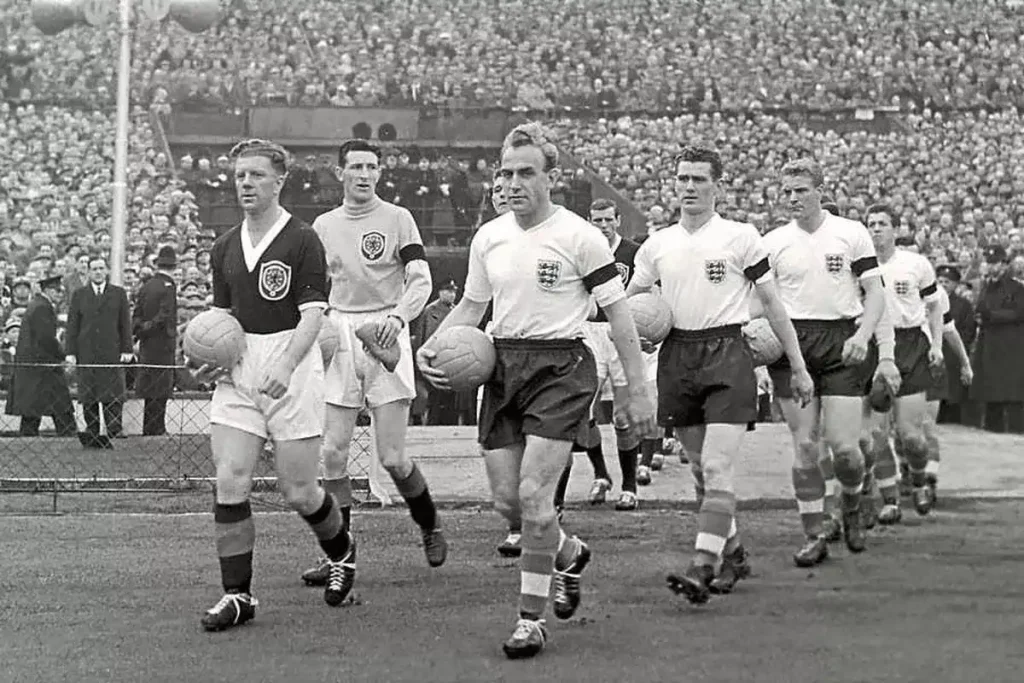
65;257;133;447
5;275;77;437
132;246;178;436
971;246;1024;434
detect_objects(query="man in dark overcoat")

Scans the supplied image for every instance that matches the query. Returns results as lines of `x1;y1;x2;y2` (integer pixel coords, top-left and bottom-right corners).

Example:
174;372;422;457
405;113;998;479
5;275;77;436
971;245;1024;433
132;246;178;436
65;257;133;447
936;265;978;425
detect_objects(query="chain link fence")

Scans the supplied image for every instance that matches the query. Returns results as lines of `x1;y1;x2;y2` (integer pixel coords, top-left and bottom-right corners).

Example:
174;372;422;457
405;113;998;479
0;362;385;513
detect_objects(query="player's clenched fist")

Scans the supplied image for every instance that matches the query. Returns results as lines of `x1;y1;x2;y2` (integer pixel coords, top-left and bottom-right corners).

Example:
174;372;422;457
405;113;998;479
624;388;657;435
841;332;870;366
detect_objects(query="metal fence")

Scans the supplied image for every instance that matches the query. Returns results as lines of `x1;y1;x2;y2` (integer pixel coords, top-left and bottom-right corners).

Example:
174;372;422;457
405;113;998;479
0;362;387;512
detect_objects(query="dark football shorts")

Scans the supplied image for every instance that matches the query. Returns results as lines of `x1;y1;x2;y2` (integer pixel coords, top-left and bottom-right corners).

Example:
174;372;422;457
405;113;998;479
478;338;598;451
892;327;934;398
770;319;874;399
656;325;757;428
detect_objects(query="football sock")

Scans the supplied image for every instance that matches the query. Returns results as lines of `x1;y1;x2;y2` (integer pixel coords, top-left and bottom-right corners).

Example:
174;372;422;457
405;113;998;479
586;442;611;482
215;501;255;595
554;457;572;510
518;520;558;620
639;438;658;468
792;465;826;538
323;477;352;531
302;491;349;560
391;463;438;531
695;489;736;567
618;445;639;493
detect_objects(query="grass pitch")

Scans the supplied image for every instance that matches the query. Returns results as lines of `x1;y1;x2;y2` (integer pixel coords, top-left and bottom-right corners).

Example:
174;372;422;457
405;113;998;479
2;501;1022;683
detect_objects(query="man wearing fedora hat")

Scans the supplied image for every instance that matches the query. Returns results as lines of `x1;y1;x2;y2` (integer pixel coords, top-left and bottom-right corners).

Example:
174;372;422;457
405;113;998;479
132;245;178;436
5;274;77;437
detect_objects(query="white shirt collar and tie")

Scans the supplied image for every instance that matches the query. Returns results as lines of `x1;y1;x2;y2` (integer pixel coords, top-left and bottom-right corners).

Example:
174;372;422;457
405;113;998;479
94;282;105;297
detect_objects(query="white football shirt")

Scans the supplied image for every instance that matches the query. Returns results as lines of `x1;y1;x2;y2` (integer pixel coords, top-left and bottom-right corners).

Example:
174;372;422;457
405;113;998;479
878;249;939;330
632;213;771;330
463;207;624;340
763;212;880;320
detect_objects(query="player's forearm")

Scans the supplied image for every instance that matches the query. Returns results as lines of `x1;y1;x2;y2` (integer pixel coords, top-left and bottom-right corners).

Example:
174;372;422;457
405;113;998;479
604;299;648;393
943;327;971;367
425;298;488;345
281;306;324;371
926;302;944;352
394;260;432;324
858;284;886;343
760;290;806;371
872;298;895;361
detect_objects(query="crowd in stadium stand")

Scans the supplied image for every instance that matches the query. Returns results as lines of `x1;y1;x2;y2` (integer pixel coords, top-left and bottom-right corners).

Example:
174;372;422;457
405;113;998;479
4;0;1024;112
1;0;1023;426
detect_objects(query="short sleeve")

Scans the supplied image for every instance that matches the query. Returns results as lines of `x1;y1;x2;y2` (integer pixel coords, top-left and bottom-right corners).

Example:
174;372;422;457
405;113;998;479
463;230;492;304
396;207;426;265
918;257;939;301
851;223;881;280
210;238;231;310
631;237;658;292
741;226;772;284
576;225;624;308
292;227;329;311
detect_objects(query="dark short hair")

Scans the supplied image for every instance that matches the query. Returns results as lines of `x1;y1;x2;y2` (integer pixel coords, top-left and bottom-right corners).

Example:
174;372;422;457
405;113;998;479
337;139;382;167
589;198;619;217
866;203;901;229
674;145;723;181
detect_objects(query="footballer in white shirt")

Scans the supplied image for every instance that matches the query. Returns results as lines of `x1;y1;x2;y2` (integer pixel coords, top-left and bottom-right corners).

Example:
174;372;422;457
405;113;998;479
418;123;656;660
763;158;898;569
862;205;944;524
628;145;812;605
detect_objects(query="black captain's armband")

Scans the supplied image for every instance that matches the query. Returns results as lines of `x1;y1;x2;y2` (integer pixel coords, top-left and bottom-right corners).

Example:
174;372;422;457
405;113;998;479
743;257;770;283
582;263;619;292
399;244;426;264
852;256;879;277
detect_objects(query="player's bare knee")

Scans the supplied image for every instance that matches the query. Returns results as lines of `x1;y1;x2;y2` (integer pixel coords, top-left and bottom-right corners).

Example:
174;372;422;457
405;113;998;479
518;477;555;518
699;453;735;493
492;494;520;524
896;430;927;461
794;439;819;470
379;446;413;478
319;442;350;476
828;444;864;484
280;478;321;516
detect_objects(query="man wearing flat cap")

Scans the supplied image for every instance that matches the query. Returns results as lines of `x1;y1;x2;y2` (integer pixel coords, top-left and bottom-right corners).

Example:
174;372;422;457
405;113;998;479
132;245;178;436
971;245;1024;433
5;275;77;437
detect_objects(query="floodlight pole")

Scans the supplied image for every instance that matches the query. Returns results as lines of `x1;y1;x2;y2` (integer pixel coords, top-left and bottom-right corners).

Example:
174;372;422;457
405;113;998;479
109;0;132;286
